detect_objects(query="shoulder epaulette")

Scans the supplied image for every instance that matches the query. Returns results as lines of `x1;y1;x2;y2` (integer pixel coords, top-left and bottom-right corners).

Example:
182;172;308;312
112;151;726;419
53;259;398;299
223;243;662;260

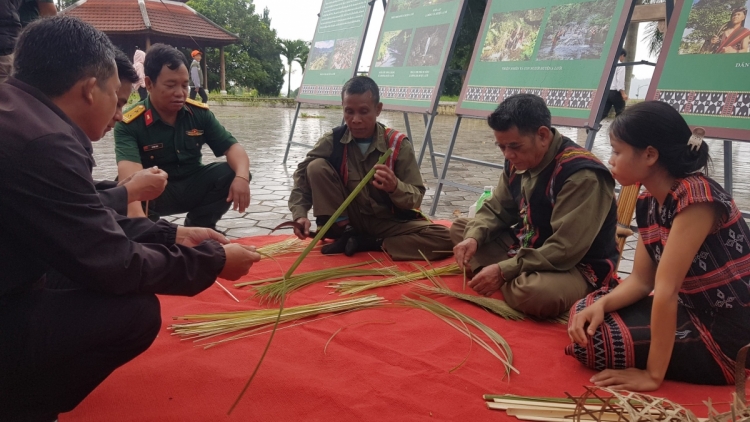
185;98;209;109
122;104;146;124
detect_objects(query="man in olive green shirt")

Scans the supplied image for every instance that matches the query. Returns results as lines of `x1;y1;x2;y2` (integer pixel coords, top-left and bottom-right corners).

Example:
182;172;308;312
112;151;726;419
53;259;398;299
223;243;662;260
452;94;619;318
288;76;452;261
114;44;250;230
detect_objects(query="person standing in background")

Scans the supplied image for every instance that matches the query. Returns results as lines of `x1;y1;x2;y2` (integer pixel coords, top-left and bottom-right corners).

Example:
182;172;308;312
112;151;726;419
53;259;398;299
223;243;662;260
133;49;147;100
189;49;207;103
18;0;56;27
0;0;55;83
599;49;628;121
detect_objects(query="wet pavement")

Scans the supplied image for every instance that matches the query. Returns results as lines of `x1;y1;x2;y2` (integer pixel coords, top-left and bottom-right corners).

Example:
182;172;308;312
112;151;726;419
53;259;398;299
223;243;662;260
92;105;750;275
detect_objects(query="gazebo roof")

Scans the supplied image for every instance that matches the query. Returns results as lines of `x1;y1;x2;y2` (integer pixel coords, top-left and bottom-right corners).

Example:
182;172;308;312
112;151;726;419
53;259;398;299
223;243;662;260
62;0;239;47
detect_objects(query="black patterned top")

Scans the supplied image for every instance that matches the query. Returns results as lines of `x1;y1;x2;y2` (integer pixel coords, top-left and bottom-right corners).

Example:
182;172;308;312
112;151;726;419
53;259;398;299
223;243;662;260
635;174;750;312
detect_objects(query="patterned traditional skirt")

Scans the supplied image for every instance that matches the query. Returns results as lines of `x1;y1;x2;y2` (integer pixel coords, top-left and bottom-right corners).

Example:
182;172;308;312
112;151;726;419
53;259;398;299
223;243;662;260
565;289;750;385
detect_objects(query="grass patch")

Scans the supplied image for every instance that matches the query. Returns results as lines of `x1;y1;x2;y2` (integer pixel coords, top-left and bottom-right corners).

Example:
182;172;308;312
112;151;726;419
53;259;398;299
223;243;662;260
300;112;325;118
440;95;459;102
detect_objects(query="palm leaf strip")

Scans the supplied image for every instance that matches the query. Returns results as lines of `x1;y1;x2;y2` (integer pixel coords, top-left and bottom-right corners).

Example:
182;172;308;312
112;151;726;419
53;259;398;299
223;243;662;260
398;295;518;378
228;149;393;414
171;295;387;344
253;264;401;304
332;262;460;295
255;237;315;258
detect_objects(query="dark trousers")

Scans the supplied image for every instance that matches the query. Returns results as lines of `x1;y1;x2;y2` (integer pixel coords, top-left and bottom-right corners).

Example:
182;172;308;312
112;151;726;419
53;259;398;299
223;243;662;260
190;87;208;103
600;89;626;120
148;162;236;230
137;87;148;101
0;289;161;421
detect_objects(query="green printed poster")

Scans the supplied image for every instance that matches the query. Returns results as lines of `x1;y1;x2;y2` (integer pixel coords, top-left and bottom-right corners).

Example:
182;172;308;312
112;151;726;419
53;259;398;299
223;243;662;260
647;0;750;141
297;0;374;105
455;0;635;127
369;0;466;113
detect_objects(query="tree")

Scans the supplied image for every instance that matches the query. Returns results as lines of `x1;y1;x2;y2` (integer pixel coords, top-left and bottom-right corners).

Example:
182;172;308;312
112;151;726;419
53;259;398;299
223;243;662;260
636;0;665;57
279;39;308;98
443;0;486;97
296;42;310;73
188;0;284;96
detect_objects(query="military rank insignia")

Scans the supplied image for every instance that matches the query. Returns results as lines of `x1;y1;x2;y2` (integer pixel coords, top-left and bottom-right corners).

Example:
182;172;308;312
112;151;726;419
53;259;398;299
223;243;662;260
144;110;154;127
185;98;209;109
122;104;146;124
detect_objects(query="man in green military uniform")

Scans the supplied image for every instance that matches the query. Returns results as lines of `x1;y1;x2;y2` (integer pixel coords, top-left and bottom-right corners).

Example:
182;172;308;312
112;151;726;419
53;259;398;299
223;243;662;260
114;43;251;230
288;76;453;261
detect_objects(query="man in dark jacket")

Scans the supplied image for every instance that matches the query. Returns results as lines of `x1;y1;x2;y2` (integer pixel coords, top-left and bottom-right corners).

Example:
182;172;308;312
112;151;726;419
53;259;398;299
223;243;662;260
0;16;260;421
452;94;619;318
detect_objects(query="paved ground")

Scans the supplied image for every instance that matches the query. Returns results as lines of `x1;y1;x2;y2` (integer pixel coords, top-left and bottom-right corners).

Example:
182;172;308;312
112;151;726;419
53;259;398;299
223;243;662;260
92;105;750;276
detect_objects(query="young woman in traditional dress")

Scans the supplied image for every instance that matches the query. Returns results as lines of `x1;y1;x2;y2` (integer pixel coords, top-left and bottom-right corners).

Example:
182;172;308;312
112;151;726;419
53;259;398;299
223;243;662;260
703;6;750;54
566;101;750;391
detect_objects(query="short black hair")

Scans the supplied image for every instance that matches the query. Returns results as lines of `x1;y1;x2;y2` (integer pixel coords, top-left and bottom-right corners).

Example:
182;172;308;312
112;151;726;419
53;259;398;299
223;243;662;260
611;101;710;178
487;94;551;135
620;48;627;58
341;76;380;105
115;49;139;84
13;16;116;98
144;43;189;82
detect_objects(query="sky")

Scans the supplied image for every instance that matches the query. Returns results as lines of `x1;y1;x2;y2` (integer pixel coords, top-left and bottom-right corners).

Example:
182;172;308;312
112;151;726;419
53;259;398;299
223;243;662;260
253;0;657;95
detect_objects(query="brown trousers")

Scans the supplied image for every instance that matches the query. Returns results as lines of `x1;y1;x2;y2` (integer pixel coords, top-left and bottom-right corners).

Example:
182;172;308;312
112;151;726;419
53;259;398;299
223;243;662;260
307;158;453;261
450;218;591;318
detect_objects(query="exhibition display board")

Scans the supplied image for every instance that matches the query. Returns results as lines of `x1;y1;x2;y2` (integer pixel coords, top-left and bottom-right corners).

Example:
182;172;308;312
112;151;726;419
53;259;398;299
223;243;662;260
296;0;375;105
455;0;636;128
368;0;468;113
647;0;750;141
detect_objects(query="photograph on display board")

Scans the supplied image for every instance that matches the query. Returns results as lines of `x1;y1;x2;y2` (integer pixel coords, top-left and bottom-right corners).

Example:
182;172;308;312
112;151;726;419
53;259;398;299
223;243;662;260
407;24;450;66
647;0;749;139
537;0;617;61
480;8;545;62
308;40;335;70
331;38;358;69
374;29;413;67
678;0;750;54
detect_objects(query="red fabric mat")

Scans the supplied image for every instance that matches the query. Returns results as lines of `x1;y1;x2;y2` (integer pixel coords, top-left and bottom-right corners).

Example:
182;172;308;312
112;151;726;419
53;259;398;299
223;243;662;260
65;234;734;421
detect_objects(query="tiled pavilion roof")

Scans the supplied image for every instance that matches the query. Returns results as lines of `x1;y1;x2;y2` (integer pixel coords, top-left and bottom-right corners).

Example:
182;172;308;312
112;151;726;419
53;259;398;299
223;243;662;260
62;0;239;47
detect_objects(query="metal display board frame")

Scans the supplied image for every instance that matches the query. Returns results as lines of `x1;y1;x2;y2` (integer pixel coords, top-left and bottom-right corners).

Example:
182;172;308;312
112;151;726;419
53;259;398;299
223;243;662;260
427;0;639;215
282;0;378;165
646;0;750;215
368;0;472;177
646;0;750;142
296;0;377;106
369;0;469;115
